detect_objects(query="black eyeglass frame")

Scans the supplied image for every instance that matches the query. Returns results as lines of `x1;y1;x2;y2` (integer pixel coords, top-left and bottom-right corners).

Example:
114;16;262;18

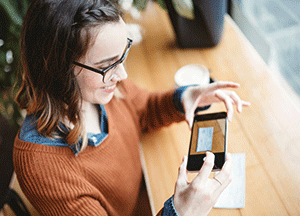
73;38;133;83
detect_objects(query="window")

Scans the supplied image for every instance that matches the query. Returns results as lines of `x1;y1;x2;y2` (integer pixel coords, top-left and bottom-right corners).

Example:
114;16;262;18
230;0;300;95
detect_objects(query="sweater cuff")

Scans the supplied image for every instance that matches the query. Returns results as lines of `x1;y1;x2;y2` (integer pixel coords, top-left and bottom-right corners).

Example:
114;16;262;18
173;85;211;114
162;196;179;216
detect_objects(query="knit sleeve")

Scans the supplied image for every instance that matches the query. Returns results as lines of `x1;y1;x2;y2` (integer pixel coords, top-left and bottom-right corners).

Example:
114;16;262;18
155;196;179;216
13;147;109;216
120;80;186;134
173;85;211;114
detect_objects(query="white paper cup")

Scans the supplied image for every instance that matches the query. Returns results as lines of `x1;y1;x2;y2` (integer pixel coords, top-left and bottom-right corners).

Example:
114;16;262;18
174;64;210;87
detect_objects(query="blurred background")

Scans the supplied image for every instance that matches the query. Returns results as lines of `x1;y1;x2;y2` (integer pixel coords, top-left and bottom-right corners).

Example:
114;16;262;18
230;0;300;98
0;0;31;130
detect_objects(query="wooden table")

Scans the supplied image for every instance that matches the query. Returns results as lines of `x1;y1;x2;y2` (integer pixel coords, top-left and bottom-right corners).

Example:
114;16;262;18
126;3;300;216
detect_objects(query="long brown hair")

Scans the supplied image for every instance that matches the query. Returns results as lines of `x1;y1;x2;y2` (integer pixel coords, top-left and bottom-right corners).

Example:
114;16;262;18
16;0;122;150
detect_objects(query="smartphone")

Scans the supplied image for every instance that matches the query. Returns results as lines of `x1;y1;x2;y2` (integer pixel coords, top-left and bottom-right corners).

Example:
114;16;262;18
187;112;228;172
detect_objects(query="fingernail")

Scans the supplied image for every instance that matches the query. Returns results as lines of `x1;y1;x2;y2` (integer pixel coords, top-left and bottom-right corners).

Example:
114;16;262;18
206;151;213;156
183;155;188;162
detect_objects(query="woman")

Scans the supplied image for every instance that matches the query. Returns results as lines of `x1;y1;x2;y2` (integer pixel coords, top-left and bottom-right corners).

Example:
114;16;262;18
14;0;250;215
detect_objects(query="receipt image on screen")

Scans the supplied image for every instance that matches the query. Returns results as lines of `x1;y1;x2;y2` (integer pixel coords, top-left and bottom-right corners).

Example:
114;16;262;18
196;127;214;152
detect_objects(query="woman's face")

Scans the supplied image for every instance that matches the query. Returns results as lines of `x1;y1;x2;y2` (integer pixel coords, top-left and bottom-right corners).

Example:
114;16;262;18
75;19;129;106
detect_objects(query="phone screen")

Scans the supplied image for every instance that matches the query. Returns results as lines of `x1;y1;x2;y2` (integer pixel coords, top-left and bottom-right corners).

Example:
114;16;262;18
187;112;227;172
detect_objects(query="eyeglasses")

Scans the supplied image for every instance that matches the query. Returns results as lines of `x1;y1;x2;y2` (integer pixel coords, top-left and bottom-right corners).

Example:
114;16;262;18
74;38;132;83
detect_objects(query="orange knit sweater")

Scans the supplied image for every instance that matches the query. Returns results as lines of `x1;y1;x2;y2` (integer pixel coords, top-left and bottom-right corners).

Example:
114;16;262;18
13;80;185;215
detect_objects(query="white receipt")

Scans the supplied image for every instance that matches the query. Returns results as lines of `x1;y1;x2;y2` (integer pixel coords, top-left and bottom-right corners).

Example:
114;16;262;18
214;153;245;209
197;127;214;152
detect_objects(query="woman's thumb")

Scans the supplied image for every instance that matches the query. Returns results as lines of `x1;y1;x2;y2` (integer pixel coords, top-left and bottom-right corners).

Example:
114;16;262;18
177;156;188;186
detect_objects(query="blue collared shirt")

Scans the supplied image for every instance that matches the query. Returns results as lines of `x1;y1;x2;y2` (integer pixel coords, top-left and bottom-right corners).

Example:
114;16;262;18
20;85;208;155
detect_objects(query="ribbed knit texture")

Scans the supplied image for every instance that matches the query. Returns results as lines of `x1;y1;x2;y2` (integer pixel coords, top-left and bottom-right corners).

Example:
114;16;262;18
13;79;185;216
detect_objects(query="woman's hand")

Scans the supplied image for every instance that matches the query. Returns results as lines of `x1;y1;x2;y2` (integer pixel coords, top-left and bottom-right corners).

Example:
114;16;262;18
182;81;251;128
173;152;233;216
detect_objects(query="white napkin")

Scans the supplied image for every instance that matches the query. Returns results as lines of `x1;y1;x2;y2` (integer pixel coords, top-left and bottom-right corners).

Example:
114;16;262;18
214;153;246;209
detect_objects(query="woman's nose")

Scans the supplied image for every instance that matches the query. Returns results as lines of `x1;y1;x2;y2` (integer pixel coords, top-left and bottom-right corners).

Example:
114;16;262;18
112;64;128;81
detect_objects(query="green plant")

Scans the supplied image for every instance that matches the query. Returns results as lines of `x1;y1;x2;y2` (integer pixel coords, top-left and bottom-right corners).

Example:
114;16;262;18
0;0;31;129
